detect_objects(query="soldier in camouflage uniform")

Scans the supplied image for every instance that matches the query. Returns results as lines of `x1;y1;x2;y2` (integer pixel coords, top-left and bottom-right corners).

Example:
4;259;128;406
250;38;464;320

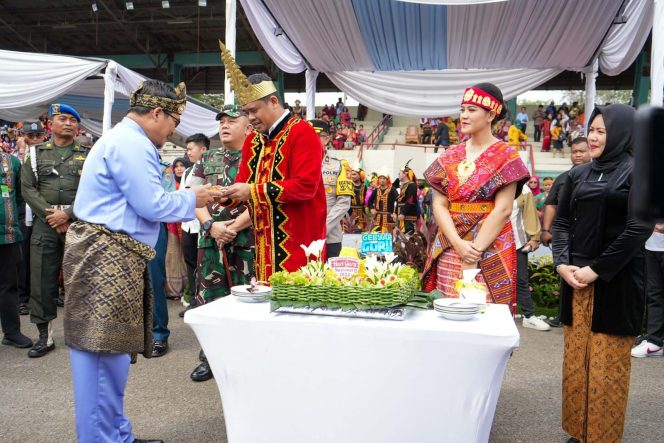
21;104;89;358
186;104;254;382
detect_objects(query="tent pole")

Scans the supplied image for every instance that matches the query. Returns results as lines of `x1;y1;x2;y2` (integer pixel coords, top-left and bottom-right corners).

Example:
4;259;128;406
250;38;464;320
584;58;598;120
652;0;664;106
305;69;318;120
102;61;118;134
225;0;237;105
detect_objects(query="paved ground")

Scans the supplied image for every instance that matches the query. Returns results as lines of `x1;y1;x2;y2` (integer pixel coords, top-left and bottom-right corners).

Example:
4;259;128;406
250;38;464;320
1;300;662;443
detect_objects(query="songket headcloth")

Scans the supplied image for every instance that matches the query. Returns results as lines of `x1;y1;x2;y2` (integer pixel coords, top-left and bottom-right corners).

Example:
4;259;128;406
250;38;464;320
130;82;187;114
462;87;503;116
219;40;277;106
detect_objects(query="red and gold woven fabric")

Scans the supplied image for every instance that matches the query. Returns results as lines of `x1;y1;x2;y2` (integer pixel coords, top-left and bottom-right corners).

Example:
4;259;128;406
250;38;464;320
235;116;327;281
421;141;529;313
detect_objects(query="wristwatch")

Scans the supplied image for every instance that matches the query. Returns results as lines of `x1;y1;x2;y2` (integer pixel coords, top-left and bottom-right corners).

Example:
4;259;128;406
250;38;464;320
201;219;214;236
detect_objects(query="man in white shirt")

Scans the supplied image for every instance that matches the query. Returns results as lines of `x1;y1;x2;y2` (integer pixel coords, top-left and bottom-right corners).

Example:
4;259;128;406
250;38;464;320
180;134;209;314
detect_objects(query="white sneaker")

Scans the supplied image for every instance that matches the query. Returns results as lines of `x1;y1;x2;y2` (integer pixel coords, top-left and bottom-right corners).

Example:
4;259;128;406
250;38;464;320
631;340;663;358
522;315;551;331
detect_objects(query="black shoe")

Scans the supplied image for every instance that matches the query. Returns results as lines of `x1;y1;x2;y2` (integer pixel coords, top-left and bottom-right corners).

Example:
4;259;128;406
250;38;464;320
55;296;65;308
28;323;55;358
178;306;192;318
151;340;168;358
18;303;29;315
566;438;580;443
190;360;213;382
28;337;55;357
133;439;164;443
545;317;563;328
2;333;33;348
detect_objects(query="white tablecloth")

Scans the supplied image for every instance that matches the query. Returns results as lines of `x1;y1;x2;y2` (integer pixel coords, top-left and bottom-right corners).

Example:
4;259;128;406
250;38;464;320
185;297;519;443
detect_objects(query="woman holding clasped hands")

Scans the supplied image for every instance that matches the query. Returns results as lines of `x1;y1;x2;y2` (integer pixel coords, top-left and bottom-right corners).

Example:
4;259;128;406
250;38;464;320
552;104;653;443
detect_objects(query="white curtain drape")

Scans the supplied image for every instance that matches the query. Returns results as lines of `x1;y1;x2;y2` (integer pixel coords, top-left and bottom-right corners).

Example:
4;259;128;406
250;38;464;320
327;68;561;117
599;0;653;76
238;0;305;73
305;69;318;120
0;49;106;109
113;64;219;138
397;0;507;4
446;0;623;69
652;0;664;106
225;0;237;104
259;0;374;72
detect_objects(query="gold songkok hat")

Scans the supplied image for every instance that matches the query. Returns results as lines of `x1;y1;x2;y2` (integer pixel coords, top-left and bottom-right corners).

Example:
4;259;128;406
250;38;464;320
219;40;277;106
130;81;187;114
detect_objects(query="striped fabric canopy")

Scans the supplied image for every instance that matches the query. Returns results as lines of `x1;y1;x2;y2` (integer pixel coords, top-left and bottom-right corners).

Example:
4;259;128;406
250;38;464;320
239;0;654;116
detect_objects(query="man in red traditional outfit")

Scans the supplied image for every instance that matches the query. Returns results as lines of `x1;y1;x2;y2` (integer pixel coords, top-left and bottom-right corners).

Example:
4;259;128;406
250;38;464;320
219;43;327;281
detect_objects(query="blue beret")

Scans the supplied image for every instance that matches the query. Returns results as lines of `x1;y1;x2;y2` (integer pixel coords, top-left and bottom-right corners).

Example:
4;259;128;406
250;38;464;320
49;103;81;122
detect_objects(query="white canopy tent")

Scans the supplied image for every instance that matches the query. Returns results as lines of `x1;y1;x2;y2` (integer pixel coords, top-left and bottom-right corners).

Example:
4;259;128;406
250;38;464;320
0;49;219;139
235;0;660;117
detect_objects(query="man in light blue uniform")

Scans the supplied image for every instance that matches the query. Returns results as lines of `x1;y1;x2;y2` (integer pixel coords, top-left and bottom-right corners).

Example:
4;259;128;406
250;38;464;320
62;80;218;443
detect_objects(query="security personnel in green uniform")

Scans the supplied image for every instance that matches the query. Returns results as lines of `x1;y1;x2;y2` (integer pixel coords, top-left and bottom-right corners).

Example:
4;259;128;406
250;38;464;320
21;104;89;358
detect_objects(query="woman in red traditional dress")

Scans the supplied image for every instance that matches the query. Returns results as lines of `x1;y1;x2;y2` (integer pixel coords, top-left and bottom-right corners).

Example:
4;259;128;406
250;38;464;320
422;83;530;312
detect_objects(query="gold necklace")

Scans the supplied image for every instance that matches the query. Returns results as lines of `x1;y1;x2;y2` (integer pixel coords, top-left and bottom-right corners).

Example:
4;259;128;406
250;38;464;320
457;159;476;184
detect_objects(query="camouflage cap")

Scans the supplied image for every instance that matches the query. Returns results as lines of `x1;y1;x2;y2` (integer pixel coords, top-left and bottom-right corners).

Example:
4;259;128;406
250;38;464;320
216;104;246;120
21;120;46;134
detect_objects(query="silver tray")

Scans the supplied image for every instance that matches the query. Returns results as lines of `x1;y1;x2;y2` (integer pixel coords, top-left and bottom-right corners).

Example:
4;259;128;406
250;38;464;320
271;305;406;321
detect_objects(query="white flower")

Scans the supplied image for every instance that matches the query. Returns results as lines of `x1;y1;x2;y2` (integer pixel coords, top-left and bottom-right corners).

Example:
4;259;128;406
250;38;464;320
300;239;326;261
383;252;398;264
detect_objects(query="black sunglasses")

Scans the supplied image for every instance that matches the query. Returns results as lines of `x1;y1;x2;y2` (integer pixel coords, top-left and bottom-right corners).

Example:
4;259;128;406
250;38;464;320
163;110;181;128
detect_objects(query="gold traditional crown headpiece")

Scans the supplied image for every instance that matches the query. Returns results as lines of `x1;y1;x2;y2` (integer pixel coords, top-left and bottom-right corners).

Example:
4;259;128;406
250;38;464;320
219;40;277;106
130;81;187;114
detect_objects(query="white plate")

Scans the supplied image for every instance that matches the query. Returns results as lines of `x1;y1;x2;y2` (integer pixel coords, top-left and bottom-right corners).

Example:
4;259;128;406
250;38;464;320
437;311;478;321
434;306;479;312
231;284;272;295
233;293;269;303
433;299;478;310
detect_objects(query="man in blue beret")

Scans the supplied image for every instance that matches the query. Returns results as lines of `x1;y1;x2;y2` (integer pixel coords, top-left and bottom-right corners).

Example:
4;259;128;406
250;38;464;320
21;103;88;358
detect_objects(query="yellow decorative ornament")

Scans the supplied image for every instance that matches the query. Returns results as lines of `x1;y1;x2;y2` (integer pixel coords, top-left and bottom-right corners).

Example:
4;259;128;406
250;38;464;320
219;40;277;106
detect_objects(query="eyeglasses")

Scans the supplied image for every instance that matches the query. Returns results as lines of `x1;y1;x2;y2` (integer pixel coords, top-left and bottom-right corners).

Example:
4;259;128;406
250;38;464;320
163;111;181;128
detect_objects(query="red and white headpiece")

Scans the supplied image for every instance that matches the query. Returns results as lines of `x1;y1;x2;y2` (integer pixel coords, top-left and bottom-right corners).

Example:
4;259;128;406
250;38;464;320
461;87;503;116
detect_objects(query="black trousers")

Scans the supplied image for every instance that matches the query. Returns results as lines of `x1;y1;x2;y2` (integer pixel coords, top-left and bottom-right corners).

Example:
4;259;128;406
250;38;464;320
18;224;31;305
533;125;542;142
327;242;342;259
0;242;22;336
644;250;664;346
29;218;65;325
516;249;535;318
181;230;199;306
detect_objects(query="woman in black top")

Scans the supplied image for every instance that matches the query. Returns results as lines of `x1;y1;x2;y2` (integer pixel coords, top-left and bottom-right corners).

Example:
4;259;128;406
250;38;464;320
552;104;652;443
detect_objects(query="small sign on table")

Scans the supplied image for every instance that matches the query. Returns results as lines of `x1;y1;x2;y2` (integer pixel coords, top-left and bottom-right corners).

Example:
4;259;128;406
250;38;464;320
328;257;360;278
360;233;393;254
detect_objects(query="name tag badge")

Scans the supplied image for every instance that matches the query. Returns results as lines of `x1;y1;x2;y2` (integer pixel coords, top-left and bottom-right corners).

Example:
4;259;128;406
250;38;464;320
1;184;9;198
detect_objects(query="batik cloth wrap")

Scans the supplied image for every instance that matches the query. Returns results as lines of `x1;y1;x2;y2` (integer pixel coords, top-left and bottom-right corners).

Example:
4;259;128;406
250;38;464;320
562;284;634;443
422;141;529;312
63;221;156;359
234;115;327;282
189;147;255;304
